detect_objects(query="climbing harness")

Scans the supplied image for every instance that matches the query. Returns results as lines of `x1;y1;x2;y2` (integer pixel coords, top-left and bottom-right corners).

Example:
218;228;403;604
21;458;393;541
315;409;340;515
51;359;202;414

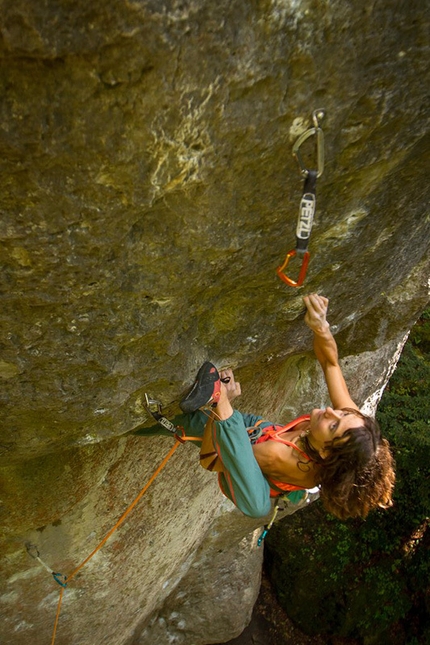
28;396;200;645
276;109;325;288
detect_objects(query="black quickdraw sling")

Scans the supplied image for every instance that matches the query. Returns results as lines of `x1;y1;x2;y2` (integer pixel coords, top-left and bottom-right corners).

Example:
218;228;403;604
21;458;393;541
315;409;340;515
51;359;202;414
143;393;178;434
276;109;325;288
142;393;202;444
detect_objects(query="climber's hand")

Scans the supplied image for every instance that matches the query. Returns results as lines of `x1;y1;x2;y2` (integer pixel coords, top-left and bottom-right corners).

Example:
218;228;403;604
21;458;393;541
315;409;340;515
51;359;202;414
220;368;241;401
303;293;330;335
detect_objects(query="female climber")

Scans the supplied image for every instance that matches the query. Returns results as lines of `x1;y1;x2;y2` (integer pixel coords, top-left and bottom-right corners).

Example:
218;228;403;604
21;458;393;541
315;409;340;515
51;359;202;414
135;294;395;520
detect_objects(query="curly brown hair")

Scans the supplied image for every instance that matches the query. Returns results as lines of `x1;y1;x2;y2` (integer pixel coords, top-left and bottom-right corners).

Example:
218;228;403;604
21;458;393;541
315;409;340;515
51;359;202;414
301;409;395;520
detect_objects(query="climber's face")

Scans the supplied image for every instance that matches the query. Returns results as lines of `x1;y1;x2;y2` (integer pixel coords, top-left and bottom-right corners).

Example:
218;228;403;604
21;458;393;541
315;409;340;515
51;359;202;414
308;407;360;455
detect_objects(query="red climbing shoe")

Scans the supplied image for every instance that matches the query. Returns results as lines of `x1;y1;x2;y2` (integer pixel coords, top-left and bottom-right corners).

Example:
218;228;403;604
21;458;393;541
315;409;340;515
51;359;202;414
179;362;221;413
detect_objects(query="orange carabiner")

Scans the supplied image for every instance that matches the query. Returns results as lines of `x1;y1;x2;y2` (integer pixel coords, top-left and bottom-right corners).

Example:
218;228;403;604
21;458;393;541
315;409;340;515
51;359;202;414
276;250;310;288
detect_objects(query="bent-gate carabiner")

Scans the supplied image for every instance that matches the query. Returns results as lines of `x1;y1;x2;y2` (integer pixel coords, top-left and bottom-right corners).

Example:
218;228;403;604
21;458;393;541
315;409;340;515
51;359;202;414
276;249;310;288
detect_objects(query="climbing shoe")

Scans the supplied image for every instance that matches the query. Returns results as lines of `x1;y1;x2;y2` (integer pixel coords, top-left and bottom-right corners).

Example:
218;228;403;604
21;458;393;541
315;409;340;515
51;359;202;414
179;362;221;413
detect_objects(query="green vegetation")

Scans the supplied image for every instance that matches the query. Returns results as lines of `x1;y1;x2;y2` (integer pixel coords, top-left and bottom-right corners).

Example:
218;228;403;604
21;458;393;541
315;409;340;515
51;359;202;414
265;308;430;644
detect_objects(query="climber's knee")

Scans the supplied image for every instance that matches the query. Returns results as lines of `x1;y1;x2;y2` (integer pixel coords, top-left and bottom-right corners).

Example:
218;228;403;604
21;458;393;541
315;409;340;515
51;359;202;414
239;496;271;519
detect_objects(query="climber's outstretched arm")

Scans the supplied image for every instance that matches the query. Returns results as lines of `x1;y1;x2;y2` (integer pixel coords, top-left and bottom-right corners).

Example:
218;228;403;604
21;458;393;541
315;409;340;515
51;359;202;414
303;294;359;411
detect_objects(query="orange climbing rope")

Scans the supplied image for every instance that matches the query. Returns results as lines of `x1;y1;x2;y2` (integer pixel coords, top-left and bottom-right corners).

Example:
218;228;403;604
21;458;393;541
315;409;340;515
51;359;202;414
29;391;214;644
51;587;64;645
49;435;188;644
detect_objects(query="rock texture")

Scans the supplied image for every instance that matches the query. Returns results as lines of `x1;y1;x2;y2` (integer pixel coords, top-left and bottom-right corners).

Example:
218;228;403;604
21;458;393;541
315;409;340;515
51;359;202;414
0;1;429;644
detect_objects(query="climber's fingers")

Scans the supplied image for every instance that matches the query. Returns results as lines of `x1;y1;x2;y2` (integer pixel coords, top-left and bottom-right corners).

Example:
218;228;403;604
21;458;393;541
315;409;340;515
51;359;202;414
220;369;241;401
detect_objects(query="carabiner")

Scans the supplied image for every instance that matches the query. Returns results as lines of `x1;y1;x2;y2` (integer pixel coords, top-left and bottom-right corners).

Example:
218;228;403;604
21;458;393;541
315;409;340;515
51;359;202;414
276;249;310;288
52;572;68;588
292;109;325;178
144;393;163;417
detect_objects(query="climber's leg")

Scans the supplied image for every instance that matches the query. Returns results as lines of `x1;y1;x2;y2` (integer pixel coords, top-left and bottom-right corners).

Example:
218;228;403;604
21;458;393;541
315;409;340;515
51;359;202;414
133;408;271;517
209;411;271;518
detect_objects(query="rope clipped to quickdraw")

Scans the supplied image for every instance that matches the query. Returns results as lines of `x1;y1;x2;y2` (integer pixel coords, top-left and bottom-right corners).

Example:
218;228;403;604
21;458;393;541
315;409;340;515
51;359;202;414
276;109;325;288
28;394;197;645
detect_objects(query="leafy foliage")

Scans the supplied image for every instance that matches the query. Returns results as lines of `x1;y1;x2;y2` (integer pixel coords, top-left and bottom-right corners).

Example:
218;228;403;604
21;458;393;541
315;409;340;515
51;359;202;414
265;308;430;644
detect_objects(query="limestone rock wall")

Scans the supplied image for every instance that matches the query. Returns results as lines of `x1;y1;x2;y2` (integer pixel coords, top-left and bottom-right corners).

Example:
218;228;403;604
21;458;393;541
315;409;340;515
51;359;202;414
1;1;429;644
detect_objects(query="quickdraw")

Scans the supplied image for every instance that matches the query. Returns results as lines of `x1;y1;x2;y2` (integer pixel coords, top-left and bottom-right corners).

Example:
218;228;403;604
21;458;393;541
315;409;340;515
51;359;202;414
26;543;68;587
143;393;178;434
276;109;325;288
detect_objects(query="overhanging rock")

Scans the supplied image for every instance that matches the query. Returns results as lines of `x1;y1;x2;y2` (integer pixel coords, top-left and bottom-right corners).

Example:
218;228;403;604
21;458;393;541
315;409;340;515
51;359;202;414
1;1;429;643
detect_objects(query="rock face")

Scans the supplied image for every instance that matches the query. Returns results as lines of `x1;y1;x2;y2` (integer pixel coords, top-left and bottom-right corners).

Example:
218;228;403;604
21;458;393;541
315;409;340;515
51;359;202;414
0;1;429;644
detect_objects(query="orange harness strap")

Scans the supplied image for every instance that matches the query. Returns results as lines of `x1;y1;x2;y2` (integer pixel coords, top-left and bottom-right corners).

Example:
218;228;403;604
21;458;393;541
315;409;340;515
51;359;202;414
258;415;311;461
253;415;312;497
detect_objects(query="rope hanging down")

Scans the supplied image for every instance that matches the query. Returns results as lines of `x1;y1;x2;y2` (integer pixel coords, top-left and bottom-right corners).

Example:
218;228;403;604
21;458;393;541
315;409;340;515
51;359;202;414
276;109;325;288
27;394;199;645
